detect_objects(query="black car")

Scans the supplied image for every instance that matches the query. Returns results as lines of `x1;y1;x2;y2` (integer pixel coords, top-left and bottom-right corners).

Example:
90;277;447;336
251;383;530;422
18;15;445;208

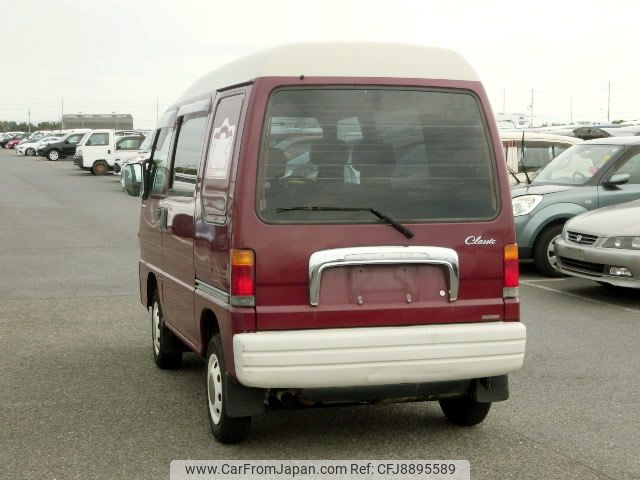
39;132;87;161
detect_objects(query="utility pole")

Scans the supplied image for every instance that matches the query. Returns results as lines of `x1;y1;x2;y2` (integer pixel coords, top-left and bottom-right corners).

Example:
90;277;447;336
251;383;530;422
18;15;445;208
28;110;31;133
61;97;64;129
529;89;534;127
570;96;573;124
607;80;611;123
502;87;506;114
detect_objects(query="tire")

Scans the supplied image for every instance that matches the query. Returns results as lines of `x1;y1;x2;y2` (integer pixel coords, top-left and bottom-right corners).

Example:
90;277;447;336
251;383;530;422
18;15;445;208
26;148;35;156
150;293;182;369
47;149;60;161
533;224;565;277
205;334;252;443
92;161;108;176
439;396;491;426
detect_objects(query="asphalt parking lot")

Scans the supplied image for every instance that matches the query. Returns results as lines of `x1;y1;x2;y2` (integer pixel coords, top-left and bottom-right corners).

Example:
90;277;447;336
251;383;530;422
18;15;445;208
0;150;638;480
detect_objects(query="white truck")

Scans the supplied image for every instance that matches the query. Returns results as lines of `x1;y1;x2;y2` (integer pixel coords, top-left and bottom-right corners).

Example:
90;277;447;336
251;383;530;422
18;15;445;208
73;129;144;175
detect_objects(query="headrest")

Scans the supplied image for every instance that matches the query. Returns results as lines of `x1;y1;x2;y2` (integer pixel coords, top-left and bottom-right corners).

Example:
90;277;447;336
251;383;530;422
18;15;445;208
309;139;348;165
352;140;395;179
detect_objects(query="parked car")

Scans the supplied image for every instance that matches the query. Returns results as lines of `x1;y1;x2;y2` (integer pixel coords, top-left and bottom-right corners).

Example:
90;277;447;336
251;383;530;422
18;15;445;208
73;130;144;175
39;132;88;161
512;137;640;275
122;42;526;443
0;131;24;143
555;200;640;288
31;136;63;154
500;131;583;184
16;137;46;156
6;137;24;149
24;131;53;143
1;133;27;148
114;132;155;177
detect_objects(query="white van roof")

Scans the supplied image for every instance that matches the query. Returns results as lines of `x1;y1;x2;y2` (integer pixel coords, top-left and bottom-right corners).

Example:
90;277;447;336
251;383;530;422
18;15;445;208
176;42;479;104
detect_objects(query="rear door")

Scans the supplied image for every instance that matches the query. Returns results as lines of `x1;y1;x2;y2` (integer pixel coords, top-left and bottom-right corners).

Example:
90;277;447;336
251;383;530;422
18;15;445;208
160;101;210;344
598;148;640;207
250;86;509;331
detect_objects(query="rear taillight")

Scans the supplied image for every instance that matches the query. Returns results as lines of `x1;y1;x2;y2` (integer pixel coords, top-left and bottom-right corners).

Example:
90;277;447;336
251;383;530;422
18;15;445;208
231;249;255;307
503;243;519;298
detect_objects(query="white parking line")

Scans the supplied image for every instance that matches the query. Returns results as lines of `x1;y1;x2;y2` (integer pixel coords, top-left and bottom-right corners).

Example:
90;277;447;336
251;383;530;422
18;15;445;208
521;278;568;283
520;281;640;314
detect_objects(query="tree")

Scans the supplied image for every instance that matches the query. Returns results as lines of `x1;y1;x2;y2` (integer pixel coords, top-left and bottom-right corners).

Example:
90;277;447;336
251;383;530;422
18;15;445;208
1;119;62;132
612;119;625;125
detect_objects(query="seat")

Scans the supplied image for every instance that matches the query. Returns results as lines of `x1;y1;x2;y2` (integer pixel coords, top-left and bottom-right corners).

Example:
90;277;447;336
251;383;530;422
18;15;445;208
309;139;348;182
266;147;287;180
352;140;396;183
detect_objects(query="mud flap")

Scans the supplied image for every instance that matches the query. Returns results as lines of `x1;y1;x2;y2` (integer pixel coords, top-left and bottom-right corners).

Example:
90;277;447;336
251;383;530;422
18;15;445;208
224;373;266;417
473;375;509;403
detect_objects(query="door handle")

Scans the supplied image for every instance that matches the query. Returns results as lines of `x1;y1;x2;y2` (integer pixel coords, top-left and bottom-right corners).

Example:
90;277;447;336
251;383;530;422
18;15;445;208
108;149;111;154
157;207;168;231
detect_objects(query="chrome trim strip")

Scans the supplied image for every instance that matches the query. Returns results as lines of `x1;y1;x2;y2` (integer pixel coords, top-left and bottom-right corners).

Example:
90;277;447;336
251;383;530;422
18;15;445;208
308;246;459;306
195;279;230;304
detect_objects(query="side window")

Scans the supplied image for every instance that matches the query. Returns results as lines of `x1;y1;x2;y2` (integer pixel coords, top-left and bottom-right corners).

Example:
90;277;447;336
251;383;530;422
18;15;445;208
116;137;142;150
150;127;173;194
86;132;109;146
613;152;640;184
68;134;83;144
202;94;244;220
170;115;208;193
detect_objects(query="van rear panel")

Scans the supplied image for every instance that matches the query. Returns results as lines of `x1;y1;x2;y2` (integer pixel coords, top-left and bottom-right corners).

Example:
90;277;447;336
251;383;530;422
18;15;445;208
233;77;516;332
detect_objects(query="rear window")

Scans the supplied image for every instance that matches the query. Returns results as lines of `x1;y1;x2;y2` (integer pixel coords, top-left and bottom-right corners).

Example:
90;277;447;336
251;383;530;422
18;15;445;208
256;88;498;223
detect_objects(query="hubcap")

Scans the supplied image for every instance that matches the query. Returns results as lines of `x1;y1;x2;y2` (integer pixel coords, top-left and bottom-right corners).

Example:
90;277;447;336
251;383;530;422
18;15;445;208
207;354;223;425
49;151;58;160
152;301;160;355
547;234;561;269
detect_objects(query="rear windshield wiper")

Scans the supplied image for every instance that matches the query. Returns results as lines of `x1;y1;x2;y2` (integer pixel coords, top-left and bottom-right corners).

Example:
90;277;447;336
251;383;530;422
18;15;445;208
276;206;415;239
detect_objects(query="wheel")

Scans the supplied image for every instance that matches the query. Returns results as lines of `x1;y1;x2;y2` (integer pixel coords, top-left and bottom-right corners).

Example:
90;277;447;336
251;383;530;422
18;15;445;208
47;149;60;161
26;148;35;156
150;293;182;369
206;334;251;443
439;396;491;426
533;224;565;277
92;161;108;176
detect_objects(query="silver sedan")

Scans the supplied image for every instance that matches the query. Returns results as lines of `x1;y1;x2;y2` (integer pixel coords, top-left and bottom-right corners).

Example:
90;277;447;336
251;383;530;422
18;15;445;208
555;200;640;288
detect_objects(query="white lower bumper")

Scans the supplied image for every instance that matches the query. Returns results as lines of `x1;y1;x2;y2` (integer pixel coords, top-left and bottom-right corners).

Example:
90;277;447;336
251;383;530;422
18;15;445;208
233;322;526;388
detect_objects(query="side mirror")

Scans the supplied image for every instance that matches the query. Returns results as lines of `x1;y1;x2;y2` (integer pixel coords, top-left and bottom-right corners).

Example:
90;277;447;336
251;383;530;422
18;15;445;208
605;173;630;187
123;163;144;197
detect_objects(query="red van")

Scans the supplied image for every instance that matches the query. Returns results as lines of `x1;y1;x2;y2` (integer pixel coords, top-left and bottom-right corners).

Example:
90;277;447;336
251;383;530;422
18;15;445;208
123;42;526;444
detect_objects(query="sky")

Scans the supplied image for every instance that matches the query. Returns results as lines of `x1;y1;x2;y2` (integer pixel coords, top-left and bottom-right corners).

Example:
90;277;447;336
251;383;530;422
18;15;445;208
1;0;639;128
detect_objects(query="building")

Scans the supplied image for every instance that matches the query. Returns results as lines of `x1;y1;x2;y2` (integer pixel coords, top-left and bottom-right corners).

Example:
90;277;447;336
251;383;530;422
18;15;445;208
62;114;133;130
